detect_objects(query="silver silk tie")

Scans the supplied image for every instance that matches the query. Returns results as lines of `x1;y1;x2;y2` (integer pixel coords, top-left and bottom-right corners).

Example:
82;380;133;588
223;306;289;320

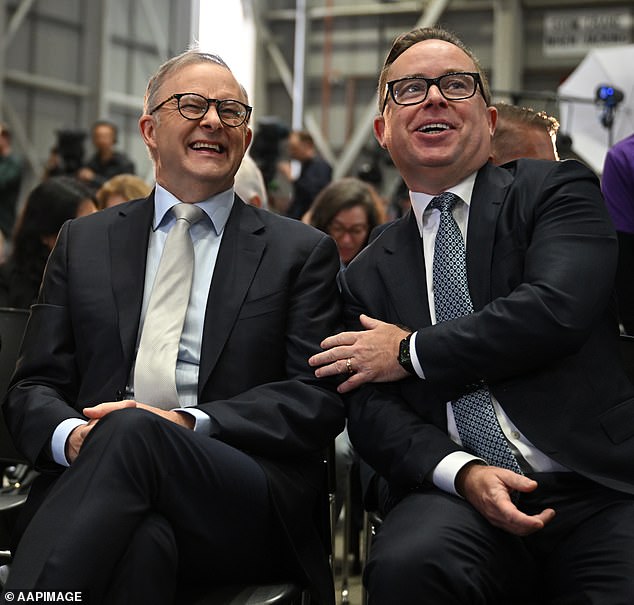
134;203;205;410
431;192;523;474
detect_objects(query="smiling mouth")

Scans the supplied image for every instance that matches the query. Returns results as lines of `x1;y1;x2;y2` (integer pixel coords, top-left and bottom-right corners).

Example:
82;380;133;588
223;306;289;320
417;123;451;134
190;142;224;153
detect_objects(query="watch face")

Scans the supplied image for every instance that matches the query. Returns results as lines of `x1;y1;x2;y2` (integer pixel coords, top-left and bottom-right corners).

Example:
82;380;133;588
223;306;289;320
399;336;414;373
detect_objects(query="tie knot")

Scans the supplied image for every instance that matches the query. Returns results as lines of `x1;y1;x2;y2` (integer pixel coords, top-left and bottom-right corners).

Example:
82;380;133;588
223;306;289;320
430;192;460;213
172;203;205;226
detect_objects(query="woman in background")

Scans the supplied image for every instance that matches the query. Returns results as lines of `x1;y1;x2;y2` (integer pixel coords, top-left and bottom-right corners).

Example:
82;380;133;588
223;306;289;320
0;176;97;309
308;177;384;266
95;173;152;210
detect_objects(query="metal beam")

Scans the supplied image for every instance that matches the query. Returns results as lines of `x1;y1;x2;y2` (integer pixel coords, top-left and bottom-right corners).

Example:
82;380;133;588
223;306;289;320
106;91;144;113
333;0;451;178
2;0;36;51
257;19;336;165
97;0;111;118
261;25;294;95
2;99;41;177
139;0;169;60
291;0;307;131
0;0;6;121
267;1;493;20
4;69;91;97
492;0;523;103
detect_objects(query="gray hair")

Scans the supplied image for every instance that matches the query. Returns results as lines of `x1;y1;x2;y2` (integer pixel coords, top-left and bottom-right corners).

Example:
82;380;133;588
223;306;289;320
144;50;249;114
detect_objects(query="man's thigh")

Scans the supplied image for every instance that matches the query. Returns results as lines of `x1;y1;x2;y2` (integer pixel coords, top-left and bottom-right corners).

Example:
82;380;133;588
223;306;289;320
365;488;532;605
524;477;634;605
7;408;289;590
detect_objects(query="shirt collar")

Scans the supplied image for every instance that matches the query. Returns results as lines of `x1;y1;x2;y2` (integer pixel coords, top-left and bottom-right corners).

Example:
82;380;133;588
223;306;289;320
153;183;234;236
409;171;478;234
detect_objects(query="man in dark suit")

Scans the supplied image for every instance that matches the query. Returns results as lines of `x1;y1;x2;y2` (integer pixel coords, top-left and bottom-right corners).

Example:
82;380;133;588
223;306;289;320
3;50;344;604
309;27;634;604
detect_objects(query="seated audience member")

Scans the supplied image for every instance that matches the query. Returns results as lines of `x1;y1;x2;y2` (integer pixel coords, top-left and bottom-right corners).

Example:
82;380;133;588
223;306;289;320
279;130;332;219
602;132;634;335
0;176;96;309
234;153;269;209
491;102;559;165
77;120;135;188
0;123;23;261
309;26;634;605
95;173;152;210
309;177;383;267
2;49;343;604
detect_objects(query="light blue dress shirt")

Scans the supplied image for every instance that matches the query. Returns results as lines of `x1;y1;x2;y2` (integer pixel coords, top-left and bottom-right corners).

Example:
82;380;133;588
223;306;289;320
51;184;234;466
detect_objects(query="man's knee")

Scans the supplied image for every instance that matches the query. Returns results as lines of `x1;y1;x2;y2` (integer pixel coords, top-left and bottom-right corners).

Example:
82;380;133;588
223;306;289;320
78;407;169;468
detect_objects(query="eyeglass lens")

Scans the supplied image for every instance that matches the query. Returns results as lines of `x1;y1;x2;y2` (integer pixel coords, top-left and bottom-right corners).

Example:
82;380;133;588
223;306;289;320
178;94;249;126
392;73;476;105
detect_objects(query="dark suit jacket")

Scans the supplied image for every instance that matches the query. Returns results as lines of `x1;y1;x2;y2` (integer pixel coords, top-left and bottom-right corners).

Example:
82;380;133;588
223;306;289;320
343;159;634;502
4;193;345;603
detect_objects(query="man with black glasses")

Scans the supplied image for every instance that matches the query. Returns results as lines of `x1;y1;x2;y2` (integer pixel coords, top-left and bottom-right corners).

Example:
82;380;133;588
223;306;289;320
3;50;344;604
310;26;634;604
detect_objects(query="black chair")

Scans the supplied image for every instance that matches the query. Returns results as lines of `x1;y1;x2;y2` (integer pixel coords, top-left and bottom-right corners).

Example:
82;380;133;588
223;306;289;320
0;307;30;462
0;308;33;548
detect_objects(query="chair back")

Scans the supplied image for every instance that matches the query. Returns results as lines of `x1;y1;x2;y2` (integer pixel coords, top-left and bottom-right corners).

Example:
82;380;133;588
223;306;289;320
0;308;29;461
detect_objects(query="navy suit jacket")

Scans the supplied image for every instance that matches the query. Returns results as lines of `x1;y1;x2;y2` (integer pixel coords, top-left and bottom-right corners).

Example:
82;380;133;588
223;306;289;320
4;193;345;603
343;159;634;500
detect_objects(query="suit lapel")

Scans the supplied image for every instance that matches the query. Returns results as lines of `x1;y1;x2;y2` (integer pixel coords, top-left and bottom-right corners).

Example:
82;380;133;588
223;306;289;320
109;194;154;369
198;199;265;393
375;211;432;329
466;163;513;311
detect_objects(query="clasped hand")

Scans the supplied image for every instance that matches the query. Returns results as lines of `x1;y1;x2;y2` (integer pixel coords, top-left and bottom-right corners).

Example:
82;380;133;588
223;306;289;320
66;399;194;463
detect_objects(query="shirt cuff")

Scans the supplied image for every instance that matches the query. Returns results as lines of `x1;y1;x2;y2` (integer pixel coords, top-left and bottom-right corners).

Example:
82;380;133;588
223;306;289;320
175;408;211;435
52;418;89;467
409;331;425;378
431;451;484;497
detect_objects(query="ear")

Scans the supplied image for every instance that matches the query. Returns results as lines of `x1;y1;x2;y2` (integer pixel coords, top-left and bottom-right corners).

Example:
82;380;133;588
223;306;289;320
373;115;387;149
487;105;498;137
139;114;154;146
244;126;253;149
139;114;158;156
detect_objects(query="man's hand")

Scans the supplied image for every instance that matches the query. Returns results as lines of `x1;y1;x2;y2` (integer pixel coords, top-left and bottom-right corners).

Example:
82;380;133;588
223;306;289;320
83;399;194;429
66;421;97;464
309;314;411;393
456;463;555;536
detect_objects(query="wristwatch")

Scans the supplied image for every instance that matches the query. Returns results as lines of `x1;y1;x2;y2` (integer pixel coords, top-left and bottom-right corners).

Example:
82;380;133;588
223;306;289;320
398;333;416;375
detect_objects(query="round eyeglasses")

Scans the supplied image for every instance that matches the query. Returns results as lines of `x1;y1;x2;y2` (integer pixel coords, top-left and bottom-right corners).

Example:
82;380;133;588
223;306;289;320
382;72;484;112
149;93;252;127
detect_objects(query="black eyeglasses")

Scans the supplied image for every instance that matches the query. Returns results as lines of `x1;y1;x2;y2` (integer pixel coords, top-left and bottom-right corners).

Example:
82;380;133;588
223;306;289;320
382;72;484;112
149;93;252;127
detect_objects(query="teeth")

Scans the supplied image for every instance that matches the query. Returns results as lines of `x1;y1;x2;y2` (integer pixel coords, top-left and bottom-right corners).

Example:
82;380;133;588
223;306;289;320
420;123;450;133
192;142;222;152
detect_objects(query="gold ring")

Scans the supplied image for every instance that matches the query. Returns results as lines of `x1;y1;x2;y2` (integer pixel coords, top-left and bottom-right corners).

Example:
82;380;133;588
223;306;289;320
346;358;353;375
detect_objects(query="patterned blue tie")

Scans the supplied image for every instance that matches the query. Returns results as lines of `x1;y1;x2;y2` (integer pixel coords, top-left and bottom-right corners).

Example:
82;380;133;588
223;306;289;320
431;192;523;474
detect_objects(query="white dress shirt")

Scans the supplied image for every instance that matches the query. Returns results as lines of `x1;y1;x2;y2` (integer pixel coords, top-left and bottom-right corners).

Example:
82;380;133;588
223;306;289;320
406;172;568;496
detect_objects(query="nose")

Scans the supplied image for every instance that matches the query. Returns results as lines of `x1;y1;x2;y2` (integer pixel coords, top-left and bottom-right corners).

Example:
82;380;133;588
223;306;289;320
425;83;447;105
199;103;223;129
339;231;355;245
